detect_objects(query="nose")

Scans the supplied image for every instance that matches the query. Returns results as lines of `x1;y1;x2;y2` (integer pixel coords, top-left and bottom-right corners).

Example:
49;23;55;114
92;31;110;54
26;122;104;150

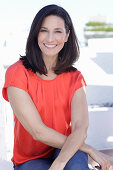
46;32;54;42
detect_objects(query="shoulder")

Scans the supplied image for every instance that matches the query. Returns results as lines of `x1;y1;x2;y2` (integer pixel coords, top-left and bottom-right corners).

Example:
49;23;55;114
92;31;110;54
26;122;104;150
66;69;86;89
72;69;84;80
64;69;82;80
6;60;26;73
3;61;29;101
4;60;30;86
5;60;29;79
67;69;86;102
71;69;81;76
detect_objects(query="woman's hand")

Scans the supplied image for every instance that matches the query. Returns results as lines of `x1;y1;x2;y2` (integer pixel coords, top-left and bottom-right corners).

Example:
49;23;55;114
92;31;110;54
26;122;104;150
89;148;111;170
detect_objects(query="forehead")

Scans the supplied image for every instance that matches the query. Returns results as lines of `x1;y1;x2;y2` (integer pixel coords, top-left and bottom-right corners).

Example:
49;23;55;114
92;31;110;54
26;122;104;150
41;15;65;28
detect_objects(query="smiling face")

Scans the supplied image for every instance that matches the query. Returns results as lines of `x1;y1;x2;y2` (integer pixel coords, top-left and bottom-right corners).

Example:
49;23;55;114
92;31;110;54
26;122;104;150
38;15;69;58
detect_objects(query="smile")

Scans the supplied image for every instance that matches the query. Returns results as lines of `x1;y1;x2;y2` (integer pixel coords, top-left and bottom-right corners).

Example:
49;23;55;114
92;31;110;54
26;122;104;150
44;43;57;48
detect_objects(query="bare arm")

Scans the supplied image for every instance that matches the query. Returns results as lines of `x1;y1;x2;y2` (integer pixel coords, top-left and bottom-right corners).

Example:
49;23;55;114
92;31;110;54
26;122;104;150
7;87;67;148
80;144;111;170
49;86;110;170
7;87;110;169
49;86;89;169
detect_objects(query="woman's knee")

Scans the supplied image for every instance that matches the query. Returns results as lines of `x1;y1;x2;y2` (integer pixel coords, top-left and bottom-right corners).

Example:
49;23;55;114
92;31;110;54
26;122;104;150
64;150;89;170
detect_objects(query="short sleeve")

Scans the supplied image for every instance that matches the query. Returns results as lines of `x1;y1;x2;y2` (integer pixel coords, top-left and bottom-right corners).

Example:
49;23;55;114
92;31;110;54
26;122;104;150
70;71;87;102
73;71;86;92
2;63;28;102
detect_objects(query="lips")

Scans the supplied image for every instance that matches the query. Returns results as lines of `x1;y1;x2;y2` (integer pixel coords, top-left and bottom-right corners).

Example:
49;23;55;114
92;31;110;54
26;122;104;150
44;43;57;48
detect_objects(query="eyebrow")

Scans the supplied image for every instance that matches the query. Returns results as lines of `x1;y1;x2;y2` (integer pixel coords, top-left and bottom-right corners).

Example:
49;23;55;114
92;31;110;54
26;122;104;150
40;27;63;30
55;28;63;31
40;27;48;29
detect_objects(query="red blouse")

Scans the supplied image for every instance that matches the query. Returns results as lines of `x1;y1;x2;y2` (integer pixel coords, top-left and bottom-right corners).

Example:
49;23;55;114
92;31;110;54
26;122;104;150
2;60;86;166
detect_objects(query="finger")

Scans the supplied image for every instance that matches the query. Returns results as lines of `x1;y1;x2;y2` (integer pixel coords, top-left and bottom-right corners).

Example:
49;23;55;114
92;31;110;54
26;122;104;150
96;160;110;170
101;159;111;170
95;165;101;169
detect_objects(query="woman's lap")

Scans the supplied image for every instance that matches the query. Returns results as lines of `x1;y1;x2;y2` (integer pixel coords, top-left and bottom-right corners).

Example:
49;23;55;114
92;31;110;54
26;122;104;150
14;149;89;170
64;150;89;170
52;148;90;170
13;158;52;170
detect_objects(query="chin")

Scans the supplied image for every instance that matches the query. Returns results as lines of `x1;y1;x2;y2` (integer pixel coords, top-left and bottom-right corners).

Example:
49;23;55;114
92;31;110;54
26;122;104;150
43;52;58;58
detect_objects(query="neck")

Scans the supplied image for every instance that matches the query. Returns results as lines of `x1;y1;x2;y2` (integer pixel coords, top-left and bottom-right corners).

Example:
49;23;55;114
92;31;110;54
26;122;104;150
43;55;58;72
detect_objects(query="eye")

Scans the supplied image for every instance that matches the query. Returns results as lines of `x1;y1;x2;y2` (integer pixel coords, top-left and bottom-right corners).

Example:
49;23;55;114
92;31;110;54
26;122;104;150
56;31;62;33
40;29;47;32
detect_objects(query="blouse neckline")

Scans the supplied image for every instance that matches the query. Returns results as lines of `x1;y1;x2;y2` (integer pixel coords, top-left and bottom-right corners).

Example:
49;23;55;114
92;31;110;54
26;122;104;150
33;72;64;83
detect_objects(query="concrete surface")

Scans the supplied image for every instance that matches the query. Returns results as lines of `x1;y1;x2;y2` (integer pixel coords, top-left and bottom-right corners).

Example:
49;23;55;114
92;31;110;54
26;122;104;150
0;160;13;170
86;107;113;150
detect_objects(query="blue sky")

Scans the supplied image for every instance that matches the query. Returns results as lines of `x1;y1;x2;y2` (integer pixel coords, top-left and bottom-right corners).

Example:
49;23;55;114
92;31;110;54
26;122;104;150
0;0;113;42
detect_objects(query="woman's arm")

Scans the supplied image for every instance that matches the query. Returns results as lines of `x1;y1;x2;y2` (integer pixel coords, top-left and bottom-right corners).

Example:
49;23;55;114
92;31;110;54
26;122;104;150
80;144;111;170
7;87;110;169
49;86;110;170
7;86;67;148
49;86;89;169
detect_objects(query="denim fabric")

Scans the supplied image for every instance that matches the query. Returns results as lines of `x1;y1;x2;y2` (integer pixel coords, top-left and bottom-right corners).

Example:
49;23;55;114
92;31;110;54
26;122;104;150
52;149;90;170
14;149;90;170
13;158;52;170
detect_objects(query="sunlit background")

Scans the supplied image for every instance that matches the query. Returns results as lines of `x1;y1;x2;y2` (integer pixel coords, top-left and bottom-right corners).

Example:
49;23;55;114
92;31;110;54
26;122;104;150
0;0;113;168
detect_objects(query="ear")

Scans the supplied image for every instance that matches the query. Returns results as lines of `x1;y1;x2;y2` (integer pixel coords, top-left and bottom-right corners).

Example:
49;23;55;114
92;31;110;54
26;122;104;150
65;30;70;42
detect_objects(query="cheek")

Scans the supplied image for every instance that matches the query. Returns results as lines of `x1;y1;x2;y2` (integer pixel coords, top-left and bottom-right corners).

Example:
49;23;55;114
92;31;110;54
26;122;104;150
56;36;66;44
38;34;45;44
56;34;67;43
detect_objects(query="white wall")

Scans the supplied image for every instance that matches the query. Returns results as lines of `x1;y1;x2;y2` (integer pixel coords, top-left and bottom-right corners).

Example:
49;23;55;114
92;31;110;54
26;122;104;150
86;107;113;150
76;39;113;105
0;65;14;161
76;39;113;150
0;65;7;160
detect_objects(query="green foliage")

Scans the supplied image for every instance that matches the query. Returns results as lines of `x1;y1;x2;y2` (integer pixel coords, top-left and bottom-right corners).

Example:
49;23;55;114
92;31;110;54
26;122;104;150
86;22;106;26
86;27;113;31
84;20;113;39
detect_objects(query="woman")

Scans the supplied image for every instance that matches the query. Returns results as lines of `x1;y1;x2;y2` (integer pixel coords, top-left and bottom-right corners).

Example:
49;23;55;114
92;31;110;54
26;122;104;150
2;4;110;170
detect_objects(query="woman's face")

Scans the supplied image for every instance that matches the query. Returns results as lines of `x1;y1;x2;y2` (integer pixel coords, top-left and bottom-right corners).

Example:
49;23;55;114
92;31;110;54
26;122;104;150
38;15;69;58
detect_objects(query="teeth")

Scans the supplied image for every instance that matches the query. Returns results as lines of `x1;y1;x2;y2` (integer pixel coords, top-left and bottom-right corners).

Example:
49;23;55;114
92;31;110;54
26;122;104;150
44;44;56;48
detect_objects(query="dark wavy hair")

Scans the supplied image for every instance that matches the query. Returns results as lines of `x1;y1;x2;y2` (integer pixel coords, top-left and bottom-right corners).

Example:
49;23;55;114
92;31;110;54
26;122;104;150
20;4;80;75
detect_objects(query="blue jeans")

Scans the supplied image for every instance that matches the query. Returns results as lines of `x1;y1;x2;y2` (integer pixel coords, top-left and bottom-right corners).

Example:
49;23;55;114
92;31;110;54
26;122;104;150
14;149;89;170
